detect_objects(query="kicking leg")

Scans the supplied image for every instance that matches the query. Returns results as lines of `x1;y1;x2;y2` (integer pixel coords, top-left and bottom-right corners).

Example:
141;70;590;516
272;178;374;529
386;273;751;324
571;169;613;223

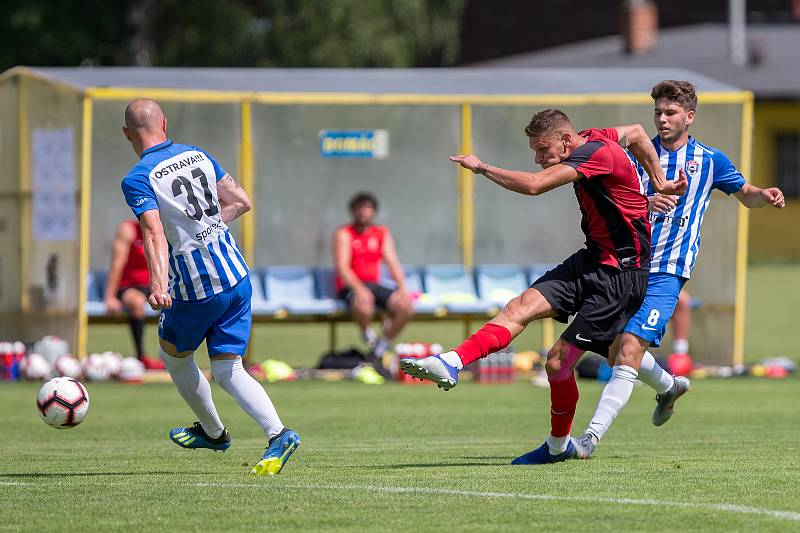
400;287;556;389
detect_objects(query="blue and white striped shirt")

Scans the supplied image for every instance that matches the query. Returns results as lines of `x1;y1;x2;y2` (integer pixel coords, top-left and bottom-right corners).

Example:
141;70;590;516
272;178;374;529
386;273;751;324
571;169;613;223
632;136;745;279
121;140;249;301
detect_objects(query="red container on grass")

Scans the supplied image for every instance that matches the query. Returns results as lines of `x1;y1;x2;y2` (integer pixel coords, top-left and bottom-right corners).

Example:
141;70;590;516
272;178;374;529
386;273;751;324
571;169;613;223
395;342;439;384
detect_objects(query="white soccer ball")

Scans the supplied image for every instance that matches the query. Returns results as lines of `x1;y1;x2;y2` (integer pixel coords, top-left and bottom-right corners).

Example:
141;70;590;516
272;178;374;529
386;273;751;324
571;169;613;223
119;357;145;383
53;355;82;379
33;335;69;366
37;377;89;429
19;353;51;381
100;351;123;378
82;353;111;382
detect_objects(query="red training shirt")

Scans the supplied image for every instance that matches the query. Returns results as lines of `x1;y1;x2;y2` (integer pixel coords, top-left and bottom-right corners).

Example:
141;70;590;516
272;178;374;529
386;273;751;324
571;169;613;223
334;224;387;292
560;128;651;270
119;220;150;288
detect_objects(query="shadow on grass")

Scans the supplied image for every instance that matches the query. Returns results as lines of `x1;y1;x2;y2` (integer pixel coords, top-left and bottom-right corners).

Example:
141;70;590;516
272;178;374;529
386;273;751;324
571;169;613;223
380;461;508;469
0;471;211;478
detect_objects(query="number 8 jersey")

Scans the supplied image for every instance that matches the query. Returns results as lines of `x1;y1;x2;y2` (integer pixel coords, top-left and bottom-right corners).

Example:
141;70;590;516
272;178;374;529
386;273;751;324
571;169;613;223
121;140;249;301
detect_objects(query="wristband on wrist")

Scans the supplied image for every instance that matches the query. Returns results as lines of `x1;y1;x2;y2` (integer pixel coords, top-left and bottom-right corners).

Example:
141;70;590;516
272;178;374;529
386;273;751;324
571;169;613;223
475;163;488;175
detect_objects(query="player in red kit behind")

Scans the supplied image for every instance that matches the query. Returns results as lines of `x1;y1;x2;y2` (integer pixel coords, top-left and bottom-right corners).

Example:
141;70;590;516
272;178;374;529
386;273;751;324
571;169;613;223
104;218;164;370
401;109;687;465
333;192;414;368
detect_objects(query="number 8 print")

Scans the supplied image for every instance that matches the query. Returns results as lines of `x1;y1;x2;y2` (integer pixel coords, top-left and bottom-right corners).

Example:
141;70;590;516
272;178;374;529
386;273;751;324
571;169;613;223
647;309;660;326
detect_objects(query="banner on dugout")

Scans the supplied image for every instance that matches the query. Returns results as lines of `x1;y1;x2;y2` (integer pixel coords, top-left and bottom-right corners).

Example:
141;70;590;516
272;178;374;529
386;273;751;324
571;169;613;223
319;129;389;159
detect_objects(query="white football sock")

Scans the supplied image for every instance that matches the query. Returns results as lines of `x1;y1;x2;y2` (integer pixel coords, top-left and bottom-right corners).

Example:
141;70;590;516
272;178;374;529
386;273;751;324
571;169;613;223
159;349;225;439
585;365;638;442
211;358;284;440
546;434;570;454
638;351;674;394
672;338;689;354
362;327;378;346
373;337;391;357
438;351;464;370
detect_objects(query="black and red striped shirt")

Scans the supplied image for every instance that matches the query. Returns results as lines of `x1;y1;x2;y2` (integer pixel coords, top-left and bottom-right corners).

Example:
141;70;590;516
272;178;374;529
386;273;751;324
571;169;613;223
561;128;650;271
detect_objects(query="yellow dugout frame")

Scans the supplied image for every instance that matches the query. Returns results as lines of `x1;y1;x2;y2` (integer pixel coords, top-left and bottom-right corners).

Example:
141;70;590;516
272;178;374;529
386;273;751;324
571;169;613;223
2;67;753;364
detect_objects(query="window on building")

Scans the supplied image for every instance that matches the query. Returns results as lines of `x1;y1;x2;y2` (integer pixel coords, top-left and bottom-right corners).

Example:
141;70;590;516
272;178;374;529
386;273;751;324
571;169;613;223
775;133;799;199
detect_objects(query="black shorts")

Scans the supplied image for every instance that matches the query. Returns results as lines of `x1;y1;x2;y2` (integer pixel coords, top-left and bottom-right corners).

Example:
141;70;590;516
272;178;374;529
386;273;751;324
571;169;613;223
117;285;151;300
531;249;648;356
338;283;395;310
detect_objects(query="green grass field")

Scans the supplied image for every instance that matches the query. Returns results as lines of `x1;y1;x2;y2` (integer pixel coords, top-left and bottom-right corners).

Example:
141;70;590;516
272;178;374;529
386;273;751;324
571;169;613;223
1;378;799;531
1;263;799;531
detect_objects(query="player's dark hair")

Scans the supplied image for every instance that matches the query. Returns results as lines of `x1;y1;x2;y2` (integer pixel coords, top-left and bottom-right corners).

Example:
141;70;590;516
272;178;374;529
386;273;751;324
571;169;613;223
349;192;378;211
651;80;697;111
524;108;573;138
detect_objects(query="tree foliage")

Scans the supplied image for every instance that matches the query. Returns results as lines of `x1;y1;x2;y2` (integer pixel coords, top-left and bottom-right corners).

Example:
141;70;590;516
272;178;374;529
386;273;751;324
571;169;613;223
0;1;129;68
261;0;464;67
0;0;464;70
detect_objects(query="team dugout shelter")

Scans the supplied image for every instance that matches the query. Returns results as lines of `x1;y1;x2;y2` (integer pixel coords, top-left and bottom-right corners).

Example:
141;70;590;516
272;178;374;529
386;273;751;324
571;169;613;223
0;67;752;365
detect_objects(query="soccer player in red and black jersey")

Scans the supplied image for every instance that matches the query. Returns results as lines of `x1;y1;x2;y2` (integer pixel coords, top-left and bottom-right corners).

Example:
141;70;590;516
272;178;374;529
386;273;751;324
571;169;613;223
400;108;686;465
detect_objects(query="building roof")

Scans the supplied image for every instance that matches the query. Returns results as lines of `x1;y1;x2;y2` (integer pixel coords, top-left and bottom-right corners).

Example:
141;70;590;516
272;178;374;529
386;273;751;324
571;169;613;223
2;66;740;95
474;23;800;99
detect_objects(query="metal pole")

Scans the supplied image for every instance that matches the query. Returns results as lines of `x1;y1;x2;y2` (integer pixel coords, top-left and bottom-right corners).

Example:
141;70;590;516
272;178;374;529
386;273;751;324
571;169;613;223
77;94;94;358
729;0;747;66
459;104;474;269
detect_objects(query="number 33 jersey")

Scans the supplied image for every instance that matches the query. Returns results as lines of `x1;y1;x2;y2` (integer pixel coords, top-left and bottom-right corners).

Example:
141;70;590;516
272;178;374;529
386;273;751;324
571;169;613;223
121;140;249;302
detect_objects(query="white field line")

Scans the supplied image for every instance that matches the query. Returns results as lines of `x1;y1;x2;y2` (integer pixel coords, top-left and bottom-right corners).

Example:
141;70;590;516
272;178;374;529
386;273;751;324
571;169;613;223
0;481;32;486
195;482;800;523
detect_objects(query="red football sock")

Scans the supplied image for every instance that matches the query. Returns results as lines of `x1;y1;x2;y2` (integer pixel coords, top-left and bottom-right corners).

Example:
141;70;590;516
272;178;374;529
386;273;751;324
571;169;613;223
454;323;512;366
548;375;579;438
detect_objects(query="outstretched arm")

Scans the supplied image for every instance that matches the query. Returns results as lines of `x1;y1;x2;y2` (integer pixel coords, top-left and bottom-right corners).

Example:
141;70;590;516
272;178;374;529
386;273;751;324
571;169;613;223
449;154;580;195
615;124;687;196
104;221;135;314
138;210;172;310
734;182;785;209
216;174;252;223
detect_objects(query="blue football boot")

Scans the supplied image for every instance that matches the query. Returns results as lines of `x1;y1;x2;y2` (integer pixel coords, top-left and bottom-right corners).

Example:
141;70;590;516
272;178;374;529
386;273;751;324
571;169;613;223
169;422;231;451
251;428;301;476
511;440;575;465
399;352;460;390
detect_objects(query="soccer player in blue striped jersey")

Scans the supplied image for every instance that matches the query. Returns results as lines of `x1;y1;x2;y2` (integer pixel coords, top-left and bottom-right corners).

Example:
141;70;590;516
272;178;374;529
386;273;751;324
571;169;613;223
572;80;785;459
120;99;300;475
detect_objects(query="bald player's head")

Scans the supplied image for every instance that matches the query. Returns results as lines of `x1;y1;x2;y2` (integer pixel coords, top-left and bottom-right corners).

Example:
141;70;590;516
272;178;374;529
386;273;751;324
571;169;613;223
123;98;168;156
124;98;165;131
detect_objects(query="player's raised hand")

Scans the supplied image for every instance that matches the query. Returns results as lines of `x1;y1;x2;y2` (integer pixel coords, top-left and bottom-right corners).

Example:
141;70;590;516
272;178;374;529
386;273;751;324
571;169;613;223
649;194;678;214
449;154;485;174
148;291;172;310
760;187;785;208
